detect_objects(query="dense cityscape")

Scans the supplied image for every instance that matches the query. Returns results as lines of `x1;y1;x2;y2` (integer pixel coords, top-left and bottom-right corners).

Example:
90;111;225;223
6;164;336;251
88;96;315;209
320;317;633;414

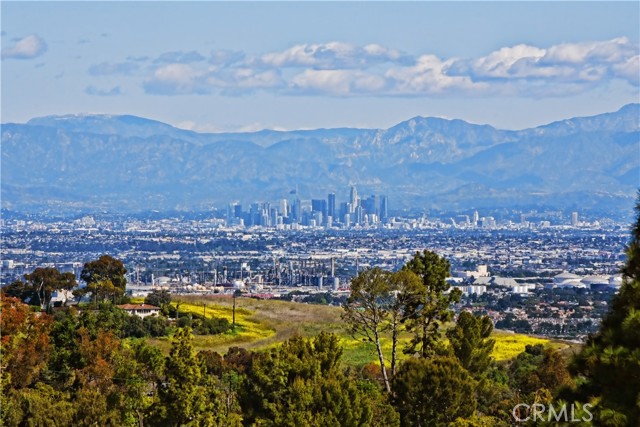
1;185;630;340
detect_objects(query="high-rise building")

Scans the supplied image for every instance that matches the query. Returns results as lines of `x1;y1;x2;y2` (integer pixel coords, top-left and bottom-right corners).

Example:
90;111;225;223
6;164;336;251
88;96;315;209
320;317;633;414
279;199;288;218
355;205;364;225
380;196;388;222
362;195;377;216
312;199;327;215
327;193;336;219
571;212;579;226
350;186;359;210
292;198;301;223
339;202;349;222
234;204;243;219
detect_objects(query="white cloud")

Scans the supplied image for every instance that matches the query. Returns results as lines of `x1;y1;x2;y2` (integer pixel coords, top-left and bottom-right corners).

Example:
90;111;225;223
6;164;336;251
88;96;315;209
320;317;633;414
143;63;210;95
387;55;489;95
2;34;47;59
257;42;411;69
290;69;386;95
613;55;640;86
543;37;634;64
108;38;637;97
468;44;547;78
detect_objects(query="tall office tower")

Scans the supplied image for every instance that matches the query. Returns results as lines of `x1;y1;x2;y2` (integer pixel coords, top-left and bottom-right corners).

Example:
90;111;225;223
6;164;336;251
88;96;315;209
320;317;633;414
355;205;364;225
350;186;359;209
227;202;238;223
234;204;243;219
311;199;327;215
292;198;301;223
362;195;376;216
571;211;579;226
279;199;288;218
250;203;261;226
473;210;479;225
327;193;336;219
339;202;349;222
380;196;388;222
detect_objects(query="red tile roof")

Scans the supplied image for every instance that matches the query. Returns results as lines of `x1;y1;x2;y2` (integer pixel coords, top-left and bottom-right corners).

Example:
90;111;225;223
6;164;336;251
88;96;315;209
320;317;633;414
117;304;160;310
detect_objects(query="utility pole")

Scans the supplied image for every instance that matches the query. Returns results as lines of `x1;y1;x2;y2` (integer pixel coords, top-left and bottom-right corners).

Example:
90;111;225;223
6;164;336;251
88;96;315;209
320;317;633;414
232;290;239;330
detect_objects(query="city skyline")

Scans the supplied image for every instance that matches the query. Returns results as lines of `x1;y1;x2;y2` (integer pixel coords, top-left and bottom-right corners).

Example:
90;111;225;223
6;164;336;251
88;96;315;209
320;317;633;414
2;2;638;132
226;185;390;228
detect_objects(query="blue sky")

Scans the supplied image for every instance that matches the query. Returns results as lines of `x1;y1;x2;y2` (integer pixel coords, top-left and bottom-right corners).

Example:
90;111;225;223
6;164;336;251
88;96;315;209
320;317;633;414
2;1;639;132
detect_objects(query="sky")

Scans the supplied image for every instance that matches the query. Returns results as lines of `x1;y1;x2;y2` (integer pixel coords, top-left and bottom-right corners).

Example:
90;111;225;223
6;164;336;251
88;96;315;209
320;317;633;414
2;1;639;132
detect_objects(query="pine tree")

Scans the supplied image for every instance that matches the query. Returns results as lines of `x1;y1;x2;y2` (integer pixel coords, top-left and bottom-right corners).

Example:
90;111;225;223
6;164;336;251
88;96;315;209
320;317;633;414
568;195;640;426
403;250;462;358
446;311;495;377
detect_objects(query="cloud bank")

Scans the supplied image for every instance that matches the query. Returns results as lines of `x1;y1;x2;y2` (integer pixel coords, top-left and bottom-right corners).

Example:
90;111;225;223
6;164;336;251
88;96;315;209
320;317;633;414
89;38;639;97
2;34;47;59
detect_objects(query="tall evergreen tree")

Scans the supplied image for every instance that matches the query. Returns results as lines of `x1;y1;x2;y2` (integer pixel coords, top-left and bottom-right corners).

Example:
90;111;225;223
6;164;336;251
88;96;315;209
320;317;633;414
446;311;495;377
403;250;461;357
392;355;476;427
153;327;206;427
568;195;640;426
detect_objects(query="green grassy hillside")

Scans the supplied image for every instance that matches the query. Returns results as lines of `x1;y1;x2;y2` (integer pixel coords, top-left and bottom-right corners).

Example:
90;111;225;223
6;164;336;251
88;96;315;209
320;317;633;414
147;295;572;367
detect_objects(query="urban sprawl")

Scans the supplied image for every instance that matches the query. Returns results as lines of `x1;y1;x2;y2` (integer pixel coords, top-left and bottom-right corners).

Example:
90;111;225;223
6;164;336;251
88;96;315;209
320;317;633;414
1;186;630;341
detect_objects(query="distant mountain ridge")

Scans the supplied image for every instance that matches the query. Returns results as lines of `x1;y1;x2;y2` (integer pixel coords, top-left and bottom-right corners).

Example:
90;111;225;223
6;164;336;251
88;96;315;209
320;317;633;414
2;104;638;214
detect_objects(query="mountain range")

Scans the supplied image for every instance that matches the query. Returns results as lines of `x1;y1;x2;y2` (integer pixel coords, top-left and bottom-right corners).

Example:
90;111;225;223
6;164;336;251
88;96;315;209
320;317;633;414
2;104;639;215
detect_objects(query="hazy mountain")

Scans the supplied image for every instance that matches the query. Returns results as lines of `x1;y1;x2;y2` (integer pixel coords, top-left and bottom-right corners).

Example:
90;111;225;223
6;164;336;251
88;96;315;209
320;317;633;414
2;104;638;214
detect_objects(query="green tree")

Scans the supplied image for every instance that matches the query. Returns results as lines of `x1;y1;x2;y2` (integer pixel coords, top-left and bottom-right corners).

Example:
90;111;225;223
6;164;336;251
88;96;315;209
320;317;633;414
403;250;461;358
388;270;423;377
392;355;477;427
567;195;640;426
153;327;206;427
342;267;394;392
111;339;165;427
23;267;76;310
145;289;171;310
80;255;127;303
240;332;381;427
84;279;123;304
446;311;495;377
2;382;74;427
0;280;32;302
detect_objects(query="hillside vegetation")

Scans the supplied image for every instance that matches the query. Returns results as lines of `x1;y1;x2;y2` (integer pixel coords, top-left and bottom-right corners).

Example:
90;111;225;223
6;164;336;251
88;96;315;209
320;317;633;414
149;296;562;366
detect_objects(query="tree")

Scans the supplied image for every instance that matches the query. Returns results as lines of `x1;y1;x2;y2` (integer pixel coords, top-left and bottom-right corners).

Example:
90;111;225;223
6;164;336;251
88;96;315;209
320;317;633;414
23;267;76;310
144;289;171;310
81;255;127;302
388;270;422;377
567;195;640;426
0;296;52;389
342;267;394;392
446;311;495;377
1;280;32;302
84;279;122;304
392;355;477;427
153;327;206;427
2;382;74;427
239;332;381;427
403;250;461;358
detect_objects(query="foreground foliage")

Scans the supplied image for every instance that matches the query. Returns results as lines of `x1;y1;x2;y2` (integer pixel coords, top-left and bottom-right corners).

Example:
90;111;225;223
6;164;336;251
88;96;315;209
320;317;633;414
4;195;640;427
